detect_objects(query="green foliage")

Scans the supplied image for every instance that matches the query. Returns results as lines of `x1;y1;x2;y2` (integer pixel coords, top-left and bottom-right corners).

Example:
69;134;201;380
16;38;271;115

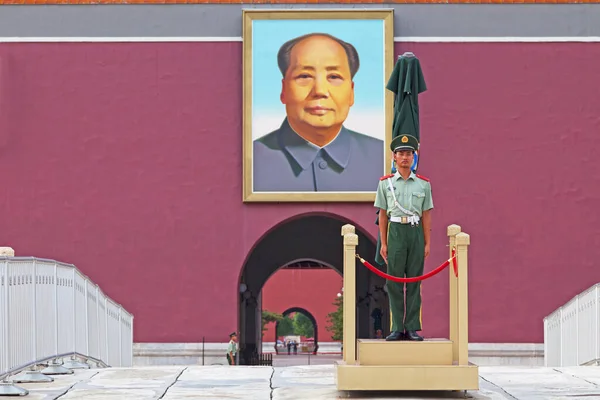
276;315;295;337
326;295;343;341
293;312;314;338
265;310;317;339
262;310;282;333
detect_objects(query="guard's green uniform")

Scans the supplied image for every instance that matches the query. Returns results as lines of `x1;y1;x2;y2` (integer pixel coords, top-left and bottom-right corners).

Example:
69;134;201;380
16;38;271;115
227;339;237;365
227;333;237;365
374;136;434;334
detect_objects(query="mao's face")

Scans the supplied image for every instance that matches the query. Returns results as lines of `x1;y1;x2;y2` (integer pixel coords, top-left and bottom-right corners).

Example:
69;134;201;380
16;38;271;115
280;36;355;133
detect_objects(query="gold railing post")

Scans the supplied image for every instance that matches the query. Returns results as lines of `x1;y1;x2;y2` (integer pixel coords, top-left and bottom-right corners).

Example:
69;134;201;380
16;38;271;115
341;224;358;364
447;224;461;364
455;231;471;366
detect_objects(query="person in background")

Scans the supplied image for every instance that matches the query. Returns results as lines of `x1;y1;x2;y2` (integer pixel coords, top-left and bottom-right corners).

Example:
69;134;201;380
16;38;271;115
227;332;238;365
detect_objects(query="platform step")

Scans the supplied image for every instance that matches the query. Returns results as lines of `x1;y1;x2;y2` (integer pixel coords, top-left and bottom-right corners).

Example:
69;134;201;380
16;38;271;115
335;361;479;391
357;338;453;366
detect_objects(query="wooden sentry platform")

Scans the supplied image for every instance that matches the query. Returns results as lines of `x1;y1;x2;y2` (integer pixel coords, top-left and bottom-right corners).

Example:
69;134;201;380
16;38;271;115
335;339;478;391
336;224;479;392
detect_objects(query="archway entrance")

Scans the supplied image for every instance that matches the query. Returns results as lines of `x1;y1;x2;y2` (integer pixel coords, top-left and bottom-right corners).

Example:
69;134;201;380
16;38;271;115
237;213;389;365
275;307;319;355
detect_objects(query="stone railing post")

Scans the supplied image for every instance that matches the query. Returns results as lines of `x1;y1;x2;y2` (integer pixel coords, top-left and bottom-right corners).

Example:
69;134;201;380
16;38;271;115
455;231;471;366
447;225;461;364
341;224;358;364
0;247;15;257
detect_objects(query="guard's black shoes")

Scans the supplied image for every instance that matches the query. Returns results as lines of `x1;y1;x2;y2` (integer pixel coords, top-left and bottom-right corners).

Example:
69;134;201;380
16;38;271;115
385;331;405;341
406;330;424;341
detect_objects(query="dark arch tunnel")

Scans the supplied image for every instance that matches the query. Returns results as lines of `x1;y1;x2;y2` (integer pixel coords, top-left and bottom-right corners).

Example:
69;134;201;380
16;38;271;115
237;213;389;365
274;307;319;355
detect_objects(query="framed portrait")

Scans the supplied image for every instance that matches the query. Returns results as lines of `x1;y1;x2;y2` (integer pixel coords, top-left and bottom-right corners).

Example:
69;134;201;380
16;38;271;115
242;9;394;202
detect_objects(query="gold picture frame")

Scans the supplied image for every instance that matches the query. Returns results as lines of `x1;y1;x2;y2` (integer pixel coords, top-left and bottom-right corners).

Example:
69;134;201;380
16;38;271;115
242;9;394;202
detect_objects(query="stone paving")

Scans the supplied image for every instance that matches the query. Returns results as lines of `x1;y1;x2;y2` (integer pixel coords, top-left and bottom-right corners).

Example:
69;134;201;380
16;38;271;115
8;363;600;399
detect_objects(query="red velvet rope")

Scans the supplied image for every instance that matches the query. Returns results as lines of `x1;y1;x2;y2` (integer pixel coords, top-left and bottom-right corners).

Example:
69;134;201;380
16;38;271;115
356;249;457;283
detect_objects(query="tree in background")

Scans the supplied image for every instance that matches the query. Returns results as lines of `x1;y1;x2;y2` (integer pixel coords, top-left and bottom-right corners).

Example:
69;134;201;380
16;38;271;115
262;310;282;333
326;295;343;340
276;315;295;337
265;310;318;339
293;312;314;338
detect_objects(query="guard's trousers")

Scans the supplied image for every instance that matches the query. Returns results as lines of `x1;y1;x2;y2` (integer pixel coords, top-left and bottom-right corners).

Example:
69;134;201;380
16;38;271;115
386;221;425;332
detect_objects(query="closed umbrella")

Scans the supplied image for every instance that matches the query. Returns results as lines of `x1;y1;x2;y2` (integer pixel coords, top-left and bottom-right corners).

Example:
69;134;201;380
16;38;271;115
374;52;427;266
388;52;427;145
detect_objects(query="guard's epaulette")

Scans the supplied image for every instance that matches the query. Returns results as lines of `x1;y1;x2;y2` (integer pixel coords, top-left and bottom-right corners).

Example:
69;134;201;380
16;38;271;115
416;174;430;182
380;174;394;181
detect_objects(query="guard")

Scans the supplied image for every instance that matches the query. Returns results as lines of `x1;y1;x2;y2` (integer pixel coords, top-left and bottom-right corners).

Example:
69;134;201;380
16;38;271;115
374;134;434;341
227;332;238;365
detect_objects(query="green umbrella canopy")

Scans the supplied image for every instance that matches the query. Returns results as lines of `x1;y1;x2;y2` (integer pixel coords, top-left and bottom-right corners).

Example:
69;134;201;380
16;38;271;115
387;52;427;142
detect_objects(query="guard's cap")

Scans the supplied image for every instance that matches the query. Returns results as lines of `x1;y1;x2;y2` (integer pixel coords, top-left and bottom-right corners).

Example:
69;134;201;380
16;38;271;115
229;332;237;338
390;134;418;152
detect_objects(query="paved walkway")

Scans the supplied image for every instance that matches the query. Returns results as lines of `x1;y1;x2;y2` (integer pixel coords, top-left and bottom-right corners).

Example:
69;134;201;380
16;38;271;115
9;364;600;399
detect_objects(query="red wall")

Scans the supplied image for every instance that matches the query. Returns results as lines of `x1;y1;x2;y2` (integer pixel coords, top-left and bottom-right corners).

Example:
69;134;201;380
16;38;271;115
261;268;343;342
1;42;599;343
